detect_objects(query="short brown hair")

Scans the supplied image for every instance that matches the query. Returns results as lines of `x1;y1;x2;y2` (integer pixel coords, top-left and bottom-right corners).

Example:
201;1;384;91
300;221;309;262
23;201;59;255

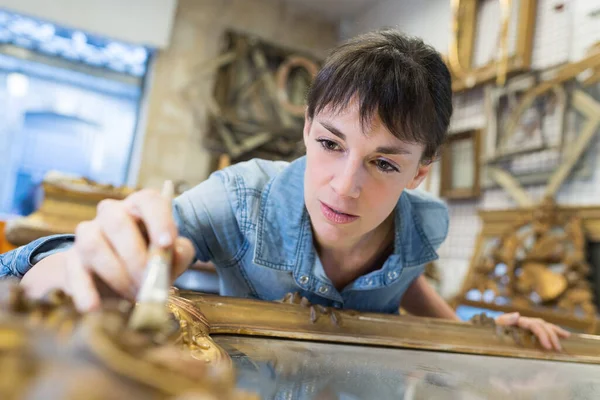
306;28;453;162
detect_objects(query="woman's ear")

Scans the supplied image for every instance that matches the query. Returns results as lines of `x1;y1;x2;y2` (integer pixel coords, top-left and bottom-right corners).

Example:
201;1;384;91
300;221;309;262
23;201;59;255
406;162;432;190
303;111;312;144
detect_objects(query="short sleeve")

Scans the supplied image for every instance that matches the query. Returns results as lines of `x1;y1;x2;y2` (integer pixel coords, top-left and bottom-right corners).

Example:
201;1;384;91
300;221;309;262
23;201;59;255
172;171;245;264
0;234;74;279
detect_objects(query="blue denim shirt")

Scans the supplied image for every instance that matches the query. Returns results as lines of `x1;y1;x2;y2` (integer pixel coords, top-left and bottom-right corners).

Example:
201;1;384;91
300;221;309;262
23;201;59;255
0;156;449;314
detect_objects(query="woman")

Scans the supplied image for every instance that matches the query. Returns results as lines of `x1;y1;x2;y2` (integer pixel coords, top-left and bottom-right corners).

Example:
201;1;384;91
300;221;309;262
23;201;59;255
3;29;569;350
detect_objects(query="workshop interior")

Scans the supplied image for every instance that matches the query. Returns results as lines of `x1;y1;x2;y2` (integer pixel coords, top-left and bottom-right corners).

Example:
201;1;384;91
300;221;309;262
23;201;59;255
2;0;600;399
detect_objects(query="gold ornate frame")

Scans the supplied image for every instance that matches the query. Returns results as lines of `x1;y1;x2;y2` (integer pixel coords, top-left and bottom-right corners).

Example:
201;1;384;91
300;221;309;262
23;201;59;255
171;290;600;365
4;281;600;398
449;0;537;92
452;205;600;334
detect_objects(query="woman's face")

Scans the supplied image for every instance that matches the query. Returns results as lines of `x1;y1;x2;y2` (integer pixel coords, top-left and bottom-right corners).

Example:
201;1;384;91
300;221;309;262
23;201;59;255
303;101;431;248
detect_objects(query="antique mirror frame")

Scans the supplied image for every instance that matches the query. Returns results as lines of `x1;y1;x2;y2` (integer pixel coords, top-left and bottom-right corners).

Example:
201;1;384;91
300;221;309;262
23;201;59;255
169;290;600;366
449;0;537;92
6;283;600;398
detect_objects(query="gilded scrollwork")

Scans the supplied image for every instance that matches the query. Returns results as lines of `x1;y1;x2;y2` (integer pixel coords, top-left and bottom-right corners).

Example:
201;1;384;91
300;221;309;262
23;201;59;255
0;281;257;400
462;198;597;320
278;292;349;327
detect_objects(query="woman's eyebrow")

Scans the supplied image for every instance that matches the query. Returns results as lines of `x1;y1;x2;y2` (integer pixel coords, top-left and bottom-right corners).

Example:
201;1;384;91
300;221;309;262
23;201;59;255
320;121;346;140
320;120;412;155
375;146;412;155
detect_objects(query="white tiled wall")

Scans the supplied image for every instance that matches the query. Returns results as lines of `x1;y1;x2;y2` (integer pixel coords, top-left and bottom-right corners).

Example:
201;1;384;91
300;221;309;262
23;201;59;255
531;0;572;70
570;0;600;62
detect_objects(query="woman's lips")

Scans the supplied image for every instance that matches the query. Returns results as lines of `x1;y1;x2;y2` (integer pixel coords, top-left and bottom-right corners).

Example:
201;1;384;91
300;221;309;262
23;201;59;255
319;201;359;224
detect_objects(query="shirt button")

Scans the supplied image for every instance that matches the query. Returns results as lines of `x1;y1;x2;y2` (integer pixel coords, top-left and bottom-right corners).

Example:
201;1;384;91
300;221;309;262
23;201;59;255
387;270;399;280
299;275;309;285
318;285;329;294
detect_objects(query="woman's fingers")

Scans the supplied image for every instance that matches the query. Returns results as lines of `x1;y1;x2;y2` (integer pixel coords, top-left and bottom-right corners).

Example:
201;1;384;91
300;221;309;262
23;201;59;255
73;221;136;300
497;313;570;352
553;324;571;339
97;199;150;285
495;312;519;326
517;317;565;351
542;323;562;351
59;188;189;311
124;189;177;249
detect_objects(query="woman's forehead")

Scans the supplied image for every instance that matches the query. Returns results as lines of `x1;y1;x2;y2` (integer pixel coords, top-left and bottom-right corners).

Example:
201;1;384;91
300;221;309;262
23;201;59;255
315;106;400;142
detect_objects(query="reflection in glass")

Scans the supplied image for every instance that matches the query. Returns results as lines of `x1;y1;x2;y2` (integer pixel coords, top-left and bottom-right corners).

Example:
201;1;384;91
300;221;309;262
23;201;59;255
215;335;600;400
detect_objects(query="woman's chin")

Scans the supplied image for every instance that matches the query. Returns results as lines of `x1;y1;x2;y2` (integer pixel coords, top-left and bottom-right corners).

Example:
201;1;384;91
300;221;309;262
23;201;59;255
311;219;354;247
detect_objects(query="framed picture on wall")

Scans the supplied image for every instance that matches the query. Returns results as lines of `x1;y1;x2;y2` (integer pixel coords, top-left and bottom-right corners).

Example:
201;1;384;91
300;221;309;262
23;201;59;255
481;69;599;190
486;74;567;162
440;129;481;200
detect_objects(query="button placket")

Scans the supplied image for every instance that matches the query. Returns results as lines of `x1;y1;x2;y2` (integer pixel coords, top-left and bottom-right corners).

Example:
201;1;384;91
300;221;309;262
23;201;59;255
387;270;399;281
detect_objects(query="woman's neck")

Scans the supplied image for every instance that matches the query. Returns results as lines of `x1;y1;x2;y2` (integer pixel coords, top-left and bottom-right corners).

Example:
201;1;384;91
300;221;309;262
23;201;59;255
315;215;395;290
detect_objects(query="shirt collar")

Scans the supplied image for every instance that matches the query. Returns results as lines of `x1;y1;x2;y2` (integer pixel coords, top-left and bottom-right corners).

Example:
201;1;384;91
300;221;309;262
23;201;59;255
253;155;439;272
254;156;311;271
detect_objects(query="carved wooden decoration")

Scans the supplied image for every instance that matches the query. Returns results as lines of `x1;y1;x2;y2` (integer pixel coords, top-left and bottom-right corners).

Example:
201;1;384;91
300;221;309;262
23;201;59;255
4;172;135;246
440;129;481;199
185;31;321;166
454;199;600;333
183;290;600;364
0;281;257;399
449;0;537;92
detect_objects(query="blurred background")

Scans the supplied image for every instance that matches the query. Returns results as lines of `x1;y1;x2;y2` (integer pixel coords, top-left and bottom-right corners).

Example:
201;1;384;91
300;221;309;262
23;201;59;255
1;0;600;332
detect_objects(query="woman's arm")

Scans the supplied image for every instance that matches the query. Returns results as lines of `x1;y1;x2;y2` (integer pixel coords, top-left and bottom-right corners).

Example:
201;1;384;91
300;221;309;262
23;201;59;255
400;275;460;321
401;274;570;351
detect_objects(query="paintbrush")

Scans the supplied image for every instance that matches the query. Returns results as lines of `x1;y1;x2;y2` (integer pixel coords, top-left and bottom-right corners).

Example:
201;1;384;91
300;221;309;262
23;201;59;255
128;180;175;331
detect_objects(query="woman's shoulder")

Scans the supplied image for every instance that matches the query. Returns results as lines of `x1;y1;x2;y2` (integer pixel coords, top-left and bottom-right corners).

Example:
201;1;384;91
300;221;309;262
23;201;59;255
209;158;295;231
216;158;291;191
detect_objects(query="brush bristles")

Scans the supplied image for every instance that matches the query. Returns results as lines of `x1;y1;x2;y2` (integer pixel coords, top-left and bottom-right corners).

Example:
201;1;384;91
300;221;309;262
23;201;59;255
128;303;170;331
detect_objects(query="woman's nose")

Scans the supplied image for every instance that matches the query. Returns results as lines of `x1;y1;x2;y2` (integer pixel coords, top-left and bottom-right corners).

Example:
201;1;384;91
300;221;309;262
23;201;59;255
330;161;361;199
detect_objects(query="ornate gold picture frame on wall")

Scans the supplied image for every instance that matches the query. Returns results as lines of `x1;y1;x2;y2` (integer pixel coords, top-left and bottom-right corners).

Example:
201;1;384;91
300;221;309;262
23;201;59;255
440;129;481;200
452;201;600;334
449;0;537;92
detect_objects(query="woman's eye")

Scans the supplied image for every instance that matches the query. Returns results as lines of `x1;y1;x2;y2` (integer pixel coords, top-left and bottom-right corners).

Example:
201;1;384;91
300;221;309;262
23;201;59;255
375;159;398;173
317;139;341;152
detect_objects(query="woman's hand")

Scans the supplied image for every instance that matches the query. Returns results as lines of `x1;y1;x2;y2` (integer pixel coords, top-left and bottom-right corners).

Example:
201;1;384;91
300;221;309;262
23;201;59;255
20;189;195;312
495;312;571;351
